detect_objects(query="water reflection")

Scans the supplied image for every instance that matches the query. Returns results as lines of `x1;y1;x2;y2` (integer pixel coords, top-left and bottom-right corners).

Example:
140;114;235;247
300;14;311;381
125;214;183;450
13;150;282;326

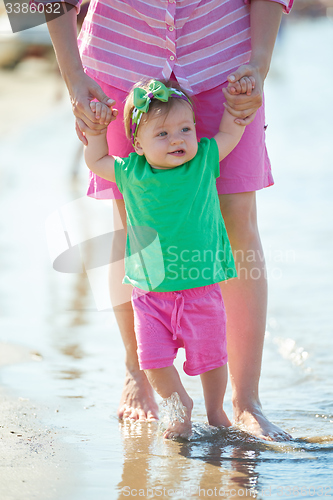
179;442;260;498
117;420;333;500
117;423;263;499
60;343;86;360
117;421;157;500
56;368;84;380
69;273;90;327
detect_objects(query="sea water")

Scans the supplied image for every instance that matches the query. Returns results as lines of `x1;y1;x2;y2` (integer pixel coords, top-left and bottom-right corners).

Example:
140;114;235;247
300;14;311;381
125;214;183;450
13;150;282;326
0;16;332;500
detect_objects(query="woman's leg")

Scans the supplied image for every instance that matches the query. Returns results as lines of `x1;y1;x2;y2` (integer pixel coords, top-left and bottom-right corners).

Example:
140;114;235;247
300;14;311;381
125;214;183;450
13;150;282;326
219;191;291;441
111;198;159;421
145;366;193;439
200;366;231;428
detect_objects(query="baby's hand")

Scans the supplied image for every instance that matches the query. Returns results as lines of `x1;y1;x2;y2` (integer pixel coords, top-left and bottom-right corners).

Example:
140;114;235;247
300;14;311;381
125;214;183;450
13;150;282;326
228;76;255;96
89;100;118;126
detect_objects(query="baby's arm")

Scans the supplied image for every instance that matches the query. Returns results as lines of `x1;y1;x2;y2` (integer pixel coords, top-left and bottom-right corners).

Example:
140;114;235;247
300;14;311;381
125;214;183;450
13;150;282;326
214;107;254;161
84;102;116;182
84;129;116;182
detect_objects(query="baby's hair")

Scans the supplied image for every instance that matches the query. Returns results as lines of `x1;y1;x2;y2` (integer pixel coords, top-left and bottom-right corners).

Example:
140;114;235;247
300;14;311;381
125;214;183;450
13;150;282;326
123;79;194;141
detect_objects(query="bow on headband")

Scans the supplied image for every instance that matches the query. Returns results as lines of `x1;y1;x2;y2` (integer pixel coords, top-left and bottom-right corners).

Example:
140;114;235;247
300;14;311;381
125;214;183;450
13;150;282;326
130;80;194;145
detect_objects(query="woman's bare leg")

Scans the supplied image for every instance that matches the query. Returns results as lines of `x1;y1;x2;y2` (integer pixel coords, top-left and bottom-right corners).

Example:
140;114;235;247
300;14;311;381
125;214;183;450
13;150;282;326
219;191;291;441
111;199;159;421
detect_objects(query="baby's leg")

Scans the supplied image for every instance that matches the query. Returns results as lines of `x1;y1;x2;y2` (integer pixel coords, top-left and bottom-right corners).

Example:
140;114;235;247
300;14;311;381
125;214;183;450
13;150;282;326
145;366;193;439
200;365;231;428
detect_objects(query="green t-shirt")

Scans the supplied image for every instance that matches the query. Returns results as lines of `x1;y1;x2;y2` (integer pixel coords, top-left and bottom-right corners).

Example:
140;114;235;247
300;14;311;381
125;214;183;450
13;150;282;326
114;137;237;292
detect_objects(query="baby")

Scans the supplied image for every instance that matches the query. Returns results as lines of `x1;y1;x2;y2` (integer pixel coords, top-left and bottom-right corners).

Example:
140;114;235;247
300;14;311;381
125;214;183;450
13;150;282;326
84;79;253;439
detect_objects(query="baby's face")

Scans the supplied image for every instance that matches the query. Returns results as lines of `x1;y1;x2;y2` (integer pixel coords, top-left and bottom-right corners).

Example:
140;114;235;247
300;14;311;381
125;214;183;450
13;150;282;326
134;100;198;170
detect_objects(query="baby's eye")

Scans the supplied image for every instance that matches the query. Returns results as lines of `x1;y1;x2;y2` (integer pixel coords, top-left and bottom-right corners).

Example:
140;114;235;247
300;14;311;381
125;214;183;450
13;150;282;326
182;127;190;132
158;131;167;137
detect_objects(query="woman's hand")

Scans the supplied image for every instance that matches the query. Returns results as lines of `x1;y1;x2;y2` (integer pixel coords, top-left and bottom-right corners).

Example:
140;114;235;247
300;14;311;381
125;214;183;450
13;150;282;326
68;71;117;145
222;64;264;126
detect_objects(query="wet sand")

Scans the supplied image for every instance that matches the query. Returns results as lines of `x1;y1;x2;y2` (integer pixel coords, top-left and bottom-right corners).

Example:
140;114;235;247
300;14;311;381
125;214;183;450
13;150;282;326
0;344;83;500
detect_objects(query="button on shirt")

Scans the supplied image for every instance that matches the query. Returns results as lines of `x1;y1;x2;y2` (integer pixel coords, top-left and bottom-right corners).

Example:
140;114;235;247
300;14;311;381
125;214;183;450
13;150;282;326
73;0;293;95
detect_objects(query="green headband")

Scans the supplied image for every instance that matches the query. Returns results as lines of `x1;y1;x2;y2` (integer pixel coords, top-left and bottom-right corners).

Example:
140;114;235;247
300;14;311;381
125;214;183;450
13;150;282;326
130;80;194;145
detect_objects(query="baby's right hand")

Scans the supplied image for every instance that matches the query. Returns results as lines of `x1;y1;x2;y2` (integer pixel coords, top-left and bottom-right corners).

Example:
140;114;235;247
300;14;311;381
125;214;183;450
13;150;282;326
228;76;255;96
89;100;118;126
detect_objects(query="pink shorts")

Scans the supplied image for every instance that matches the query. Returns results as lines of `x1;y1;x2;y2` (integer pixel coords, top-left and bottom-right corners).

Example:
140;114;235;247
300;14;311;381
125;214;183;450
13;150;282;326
87;75;273;199
131;283;227;376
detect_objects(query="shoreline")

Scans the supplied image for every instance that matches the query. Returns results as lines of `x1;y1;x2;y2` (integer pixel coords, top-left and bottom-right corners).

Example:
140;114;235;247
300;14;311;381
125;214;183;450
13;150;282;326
0;343;83;500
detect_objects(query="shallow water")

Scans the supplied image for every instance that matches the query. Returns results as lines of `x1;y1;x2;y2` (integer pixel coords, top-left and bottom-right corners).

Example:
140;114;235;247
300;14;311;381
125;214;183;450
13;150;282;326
0;16;333;500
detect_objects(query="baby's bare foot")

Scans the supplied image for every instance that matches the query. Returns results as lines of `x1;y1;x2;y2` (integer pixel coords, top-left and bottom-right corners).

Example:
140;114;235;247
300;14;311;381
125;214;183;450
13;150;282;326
207;408;232;428
162;392;193;440
163;417;192;440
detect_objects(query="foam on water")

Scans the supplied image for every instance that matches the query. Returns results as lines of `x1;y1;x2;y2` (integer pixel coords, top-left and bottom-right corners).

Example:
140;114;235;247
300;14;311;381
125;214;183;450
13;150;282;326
159;392;187;430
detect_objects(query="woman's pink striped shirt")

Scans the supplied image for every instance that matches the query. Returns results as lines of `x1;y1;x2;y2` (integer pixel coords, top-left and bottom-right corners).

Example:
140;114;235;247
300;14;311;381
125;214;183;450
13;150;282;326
72;0;293;95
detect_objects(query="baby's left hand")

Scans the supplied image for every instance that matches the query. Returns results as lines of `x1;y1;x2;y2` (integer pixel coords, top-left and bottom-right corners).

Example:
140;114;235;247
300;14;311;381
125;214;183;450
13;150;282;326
89;100;118;126
227;76;255;96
